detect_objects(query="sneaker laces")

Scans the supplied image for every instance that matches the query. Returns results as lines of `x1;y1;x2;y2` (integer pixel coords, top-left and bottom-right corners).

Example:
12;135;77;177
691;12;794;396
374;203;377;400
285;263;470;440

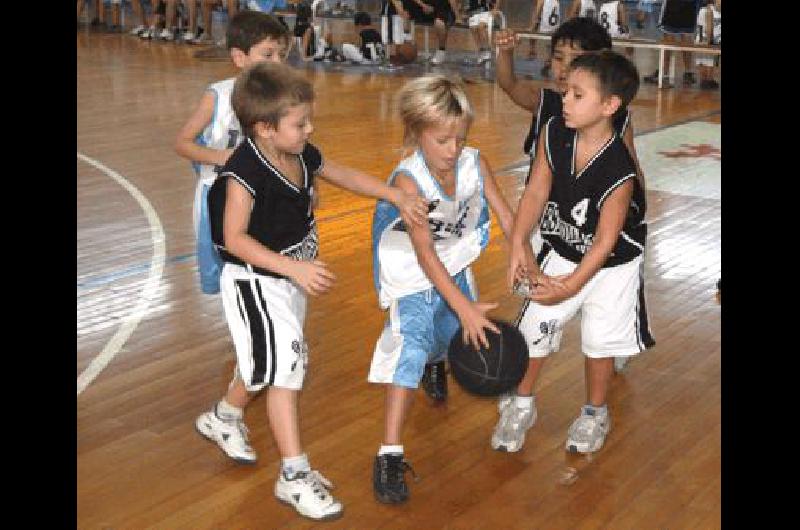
570;414;604;443
293;470;335;501
379;455;419;486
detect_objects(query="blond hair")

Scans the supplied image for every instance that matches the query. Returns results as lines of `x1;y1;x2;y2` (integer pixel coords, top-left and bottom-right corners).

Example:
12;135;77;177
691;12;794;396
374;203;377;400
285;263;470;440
398;75;474;150
232;62;314;138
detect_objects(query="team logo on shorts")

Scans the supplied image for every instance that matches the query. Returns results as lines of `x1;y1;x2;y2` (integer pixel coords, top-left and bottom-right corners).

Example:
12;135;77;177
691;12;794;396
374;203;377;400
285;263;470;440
291;339;309;372
531;319;560;348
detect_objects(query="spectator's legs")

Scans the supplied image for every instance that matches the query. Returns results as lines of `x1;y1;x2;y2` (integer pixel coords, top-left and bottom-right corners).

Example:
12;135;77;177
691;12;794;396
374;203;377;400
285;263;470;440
433;18;447;51
77;0;85;19
227;0;238;18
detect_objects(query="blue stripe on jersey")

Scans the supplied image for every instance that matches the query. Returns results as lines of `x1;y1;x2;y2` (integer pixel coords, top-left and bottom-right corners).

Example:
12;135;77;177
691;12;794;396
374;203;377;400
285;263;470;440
371;198;400;295
474;150;490;249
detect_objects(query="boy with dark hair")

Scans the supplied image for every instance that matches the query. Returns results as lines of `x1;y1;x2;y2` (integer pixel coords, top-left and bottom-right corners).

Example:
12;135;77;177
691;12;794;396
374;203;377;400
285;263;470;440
175;11;291;294
496;50;655;454
341;11;387;64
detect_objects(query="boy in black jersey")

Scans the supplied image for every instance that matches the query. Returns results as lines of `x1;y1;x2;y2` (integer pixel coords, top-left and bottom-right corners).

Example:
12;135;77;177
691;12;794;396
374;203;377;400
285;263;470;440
495;17;645;189
492;51;655;454
199;62;427;521
341;11;387;64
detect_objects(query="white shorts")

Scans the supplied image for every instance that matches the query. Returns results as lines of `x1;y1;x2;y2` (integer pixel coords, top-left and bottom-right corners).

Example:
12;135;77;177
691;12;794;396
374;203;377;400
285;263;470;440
516;249;654;358
220;263;308;391
468;11;493;29
382;14;412;45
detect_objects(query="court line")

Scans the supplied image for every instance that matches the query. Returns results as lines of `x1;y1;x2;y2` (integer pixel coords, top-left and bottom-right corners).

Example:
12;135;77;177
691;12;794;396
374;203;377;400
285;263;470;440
77;153;166;396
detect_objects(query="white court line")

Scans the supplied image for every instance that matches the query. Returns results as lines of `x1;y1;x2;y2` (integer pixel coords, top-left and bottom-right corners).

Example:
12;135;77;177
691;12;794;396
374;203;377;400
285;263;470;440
77;153;166;396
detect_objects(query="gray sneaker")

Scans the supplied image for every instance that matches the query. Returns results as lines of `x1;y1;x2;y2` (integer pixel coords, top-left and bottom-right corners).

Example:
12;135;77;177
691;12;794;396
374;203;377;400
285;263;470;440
565;407;611;454
491;400;537;452
496;391;514;413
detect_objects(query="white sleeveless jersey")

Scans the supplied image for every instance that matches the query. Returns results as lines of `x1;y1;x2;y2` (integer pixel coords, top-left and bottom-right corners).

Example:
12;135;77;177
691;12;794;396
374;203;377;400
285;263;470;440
578;0;598;19
194;78;244;186
538;0;561;33
599;1;629;38
695;5;721;45
372;147;491;309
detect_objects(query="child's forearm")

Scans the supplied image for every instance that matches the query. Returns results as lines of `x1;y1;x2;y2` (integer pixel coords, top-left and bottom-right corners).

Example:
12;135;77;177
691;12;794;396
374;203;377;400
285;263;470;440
321;160;402;204
226;233;298;278
416;245;473;317
174;139;231;167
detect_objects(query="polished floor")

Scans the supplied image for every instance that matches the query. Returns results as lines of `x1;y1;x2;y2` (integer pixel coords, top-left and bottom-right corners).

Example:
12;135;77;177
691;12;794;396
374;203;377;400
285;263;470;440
77;28;721;529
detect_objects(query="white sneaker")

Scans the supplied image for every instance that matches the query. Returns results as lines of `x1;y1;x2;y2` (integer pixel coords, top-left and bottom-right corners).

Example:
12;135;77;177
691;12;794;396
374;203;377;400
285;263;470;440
275;470;344;521
479;50;492;64
129;25;146;36
430;49;446;65
158;28;174;41
139;26;155;39
195;407;257;464
497;392;514;413
181;31;197;43
491;400;537;452
565;407;611;454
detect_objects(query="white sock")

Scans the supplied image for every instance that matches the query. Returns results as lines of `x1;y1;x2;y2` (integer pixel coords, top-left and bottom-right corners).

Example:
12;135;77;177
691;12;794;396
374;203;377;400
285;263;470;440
216;399;243;421
515;395;534;409
378;444;404;456
282;453;311;478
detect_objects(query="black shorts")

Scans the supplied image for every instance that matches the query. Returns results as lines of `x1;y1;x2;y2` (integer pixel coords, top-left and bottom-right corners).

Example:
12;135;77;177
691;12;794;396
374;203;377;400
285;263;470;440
659;0;699;34
404;0;455;26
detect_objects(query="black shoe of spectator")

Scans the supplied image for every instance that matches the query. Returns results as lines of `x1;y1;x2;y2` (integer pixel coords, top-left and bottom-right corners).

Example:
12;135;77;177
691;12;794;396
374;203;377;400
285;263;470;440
90;17;102;27
422;361;447;402
683;72;697;85
700;79;719;90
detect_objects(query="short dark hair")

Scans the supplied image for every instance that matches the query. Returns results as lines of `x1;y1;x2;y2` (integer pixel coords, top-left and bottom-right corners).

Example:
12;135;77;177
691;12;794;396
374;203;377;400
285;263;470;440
226;10;289;53
568;50;640;109
550;16;612;54
232;63;315;138
354;11;371;26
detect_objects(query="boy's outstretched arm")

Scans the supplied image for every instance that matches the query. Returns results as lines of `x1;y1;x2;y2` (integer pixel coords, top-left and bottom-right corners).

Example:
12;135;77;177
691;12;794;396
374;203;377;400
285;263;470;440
223;179;336;296
508;133;552;291
174;91;234;167
479;155;514;239
494;29;540;111
319;160;428;227
393;173;500;351
532;179;634;305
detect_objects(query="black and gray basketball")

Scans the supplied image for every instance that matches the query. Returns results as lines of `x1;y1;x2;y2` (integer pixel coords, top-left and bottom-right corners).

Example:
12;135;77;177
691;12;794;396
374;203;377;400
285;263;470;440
447;320;528;397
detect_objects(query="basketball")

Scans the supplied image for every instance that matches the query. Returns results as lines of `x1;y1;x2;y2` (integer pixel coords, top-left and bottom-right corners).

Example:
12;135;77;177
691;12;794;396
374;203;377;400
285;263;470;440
391;42;417;65
448;320;529;397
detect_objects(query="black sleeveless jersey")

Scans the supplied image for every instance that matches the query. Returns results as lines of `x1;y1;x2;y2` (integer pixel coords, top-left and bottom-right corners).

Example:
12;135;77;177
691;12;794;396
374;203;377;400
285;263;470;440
523;88;630;157
466;0;494;15
540;116;646;267
359;28;384;60
209;137;323;279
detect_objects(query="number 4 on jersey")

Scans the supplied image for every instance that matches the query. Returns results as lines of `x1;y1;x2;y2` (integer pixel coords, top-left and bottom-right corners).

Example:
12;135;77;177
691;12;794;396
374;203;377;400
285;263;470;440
571;198;590;227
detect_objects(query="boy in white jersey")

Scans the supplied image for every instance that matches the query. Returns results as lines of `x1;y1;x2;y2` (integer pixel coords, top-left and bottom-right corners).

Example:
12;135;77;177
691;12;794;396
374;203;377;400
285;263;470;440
493;50;655;454
694;0;720;90
369;75;515;504
175;11;289;296
203;62;427;520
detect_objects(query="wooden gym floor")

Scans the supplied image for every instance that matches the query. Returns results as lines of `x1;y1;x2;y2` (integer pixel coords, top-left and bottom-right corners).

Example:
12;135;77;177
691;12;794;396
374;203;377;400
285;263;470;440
77;30;721;529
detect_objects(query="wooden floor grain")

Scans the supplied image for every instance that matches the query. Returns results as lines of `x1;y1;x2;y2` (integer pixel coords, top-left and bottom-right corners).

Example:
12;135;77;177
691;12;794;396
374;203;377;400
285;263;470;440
77;30;721;529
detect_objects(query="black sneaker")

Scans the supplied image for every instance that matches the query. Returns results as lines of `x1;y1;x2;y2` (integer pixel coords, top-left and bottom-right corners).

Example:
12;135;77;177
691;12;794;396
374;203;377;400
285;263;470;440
683;72;697;85
422;361;447;402
700;79;720;90
373;454;416;504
